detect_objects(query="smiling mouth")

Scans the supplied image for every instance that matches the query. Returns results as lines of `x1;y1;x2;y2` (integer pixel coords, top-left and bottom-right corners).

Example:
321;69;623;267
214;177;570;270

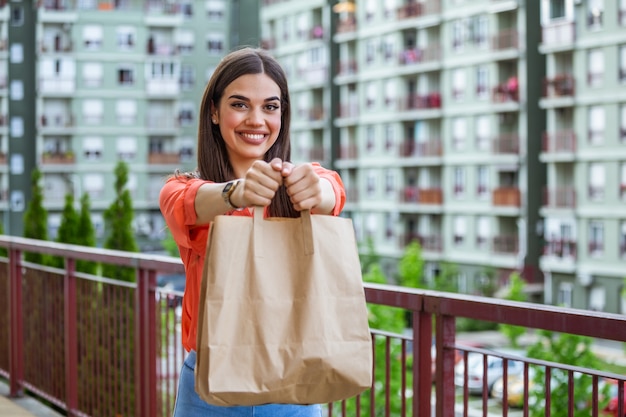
239;132;267;143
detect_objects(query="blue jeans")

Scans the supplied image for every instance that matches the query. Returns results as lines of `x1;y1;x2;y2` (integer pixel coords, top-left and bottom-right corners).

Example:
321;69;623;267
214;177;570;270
172;351;323;416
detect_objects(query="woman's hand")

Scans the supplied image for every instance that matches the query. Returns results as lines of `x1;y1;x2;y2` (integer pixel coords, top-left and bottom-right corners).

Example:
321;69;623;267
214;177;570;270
231;159;284;208
279;161;323;212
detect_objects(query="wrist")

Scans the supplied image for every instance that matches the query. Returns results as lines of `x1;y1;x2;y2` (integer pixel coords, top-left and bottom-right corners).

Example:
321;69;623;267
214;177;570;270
222;179;245;211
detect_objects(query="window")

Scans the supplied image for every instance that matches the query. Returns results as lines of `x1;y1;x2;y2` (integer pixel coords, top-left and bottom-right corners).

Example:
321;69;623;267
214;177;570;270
384;213;394;239
116;26;135;49
588;48;604;86
476;216;490;247
588;0;604;28
620;221;626;257
366;126;375;151
452;117;467;150
621;104;626;141
366;170;376;196
366;82;376;109
477;166;489;197
588;105;605;144
83;25;103;50
384;125;394;150
83;173;104;199
619;162;626;199
473;15;489;47
476;66;489;98
83;136;103;161
588;220;604;255
618;44;626;83
475;115;491;150
180;65;194;89
588;163;605;200
454;166;465;196
550;0;566;19
452;20;464;50
175;30;194;54
82;99;103;124
621;0;626;26
150;61;175;80
557;282;573;307
589;285;606;311
205;0;224;21
82;62;103;87
178;101;194;126
116;99;137;125
453;216;466;245
206;33;224;55
118;65;134;86
117;137;137;161
385;169;395;195
180;137;195;162
452;68;466;100
365;40;376;64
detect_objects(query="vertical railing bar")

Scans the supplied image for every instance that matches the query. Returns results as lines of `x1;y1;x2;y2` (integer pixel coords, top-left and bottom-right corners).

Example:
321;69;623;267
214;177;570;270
523;363;529;417
415;307;431;417
617;380;624;417
502;358;508;417
370;333;376;417
147;269;158;417
8;247;24;397
567;370;574;417
545;367;552;417
401;338;407;417
482;354;488;417
591;375;598;417
435;313;455;417
64;257;78;416
385;337;391;417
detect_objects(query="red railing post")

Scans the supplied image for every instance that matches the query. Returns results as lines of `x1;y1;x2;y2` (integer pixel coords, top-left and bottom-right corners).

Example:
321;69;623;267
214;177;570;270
8;247;24;397
413;309;433;417
135;268;158;417
64;257;79;415
434;314;456;417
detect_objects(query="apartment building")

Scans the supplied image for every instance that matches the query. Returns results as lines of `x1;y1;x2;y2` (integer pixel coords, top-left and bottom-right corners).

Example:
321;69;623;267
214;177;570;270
261;0;626;313
539;0;626;312
1;0;258;250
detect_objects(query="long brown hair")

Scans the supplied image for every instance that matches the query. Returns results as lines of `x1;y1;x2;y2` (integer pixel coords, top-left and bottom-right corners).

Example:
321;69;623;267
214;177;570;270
196;47;298;218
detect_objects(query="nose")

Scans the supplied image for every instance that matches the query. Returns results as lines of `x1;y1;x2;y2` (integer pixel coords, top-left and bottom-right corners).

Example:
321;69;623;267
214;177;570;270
246;108;263;126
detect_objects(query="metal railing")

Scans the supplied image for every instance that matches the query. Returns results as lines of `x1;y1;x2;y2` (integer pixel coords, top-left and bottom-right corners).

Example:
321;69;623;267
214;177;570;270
1;235;625;417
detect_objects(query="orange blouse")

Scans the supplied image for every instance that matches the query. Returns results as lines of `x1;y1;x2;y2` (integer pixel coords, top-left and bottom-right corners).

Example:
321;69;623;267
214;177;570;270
159;164;346;352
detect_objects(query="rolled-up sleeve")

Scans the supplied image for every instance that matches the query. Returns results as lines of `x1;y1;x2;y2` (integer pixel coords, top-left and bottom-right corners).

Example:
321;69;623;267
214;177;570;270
159;177;210;256
312;163;346;216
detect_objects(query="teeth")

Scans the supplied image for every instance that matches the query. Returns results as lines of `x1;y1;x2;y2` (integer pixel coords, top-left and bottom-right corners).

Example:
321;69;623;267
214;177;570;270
241;133;265;140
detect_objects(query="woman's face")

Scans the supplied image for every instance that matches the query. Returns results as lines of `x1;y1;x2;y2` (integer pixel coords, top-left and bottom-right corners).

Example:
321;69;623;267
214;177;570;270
212;73;282;175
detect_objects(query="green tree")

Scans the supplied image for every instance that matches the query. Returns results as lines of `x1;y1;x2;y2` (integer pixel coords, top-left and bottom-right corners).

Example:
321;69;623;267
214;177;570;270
162;228;180;258
332;263;409;416
23;168;49;264
527;331;609;417
359;236;380;275
76;193;98;274
433;261;459;293
498;272;527;347
50;193;80;268
0;221;6;257
397;240;425;288
102;161;138;282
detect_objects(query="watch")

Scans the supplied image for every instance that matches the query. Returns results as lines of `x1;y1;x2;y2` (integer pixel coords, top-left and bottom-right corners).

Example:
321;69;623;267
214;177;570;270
222;180;242;210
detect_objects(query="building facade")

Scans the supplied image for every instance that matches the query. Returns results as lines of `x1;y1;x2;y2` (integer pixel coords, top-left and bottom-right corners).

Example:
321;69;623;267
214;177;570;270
260;0;626;313
1;0;258;250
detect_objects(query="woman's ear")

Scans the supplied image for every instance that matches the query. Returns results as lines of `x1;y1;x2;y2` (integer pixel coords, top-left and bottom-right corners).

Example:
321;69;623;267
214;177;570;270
210;102;218;124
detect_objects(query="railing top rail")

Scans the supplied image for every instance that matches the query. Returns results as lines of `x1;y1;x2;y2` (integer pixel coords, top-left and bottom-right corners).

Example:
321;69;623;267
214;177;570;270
0;234;185;273
364;283;626;343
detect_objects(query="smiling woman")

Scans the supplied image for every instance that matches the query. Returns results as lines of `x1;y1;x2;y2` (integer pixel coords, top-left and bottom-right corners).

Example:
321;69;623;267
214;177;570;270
159;47;346;417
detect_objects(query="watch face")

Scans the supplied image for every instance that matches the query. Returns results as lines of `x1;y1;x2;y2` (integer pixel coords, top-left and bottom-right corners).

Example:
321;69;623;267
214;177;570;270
223;182;233;193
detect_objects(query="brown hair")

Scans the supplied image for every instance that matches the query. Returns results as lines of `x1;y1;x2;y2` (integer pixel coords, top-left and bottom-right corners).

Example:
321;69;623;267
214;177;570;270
195;47;297;218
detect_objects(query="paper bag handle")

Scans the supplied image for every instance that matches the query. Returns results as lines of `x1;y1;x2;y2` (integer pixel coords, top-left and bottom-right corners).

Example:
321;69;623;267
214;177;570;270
253;207;314;258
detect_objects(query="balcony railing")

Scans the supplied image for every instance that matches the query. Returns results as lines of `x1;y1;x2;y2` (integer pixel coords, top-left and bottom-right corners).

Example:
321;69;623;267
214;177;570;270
542;130;576;153
1;236;625;417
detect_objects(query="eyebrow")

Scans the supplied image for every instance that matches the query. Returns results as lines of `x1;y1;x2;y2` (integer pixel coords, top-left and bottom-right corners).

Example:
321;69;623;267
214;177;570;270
228;94;281;102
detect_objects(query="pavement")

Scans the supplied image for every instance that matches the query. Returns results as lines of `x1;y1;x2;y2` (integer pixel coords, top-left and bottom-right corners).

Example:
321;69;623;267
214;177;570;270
0;380;62;417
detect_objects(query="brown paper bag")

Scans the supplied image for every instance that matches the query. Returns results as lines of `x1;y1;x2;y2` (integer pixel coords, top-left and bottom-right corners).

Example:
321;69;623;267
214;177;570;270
195;208;372;406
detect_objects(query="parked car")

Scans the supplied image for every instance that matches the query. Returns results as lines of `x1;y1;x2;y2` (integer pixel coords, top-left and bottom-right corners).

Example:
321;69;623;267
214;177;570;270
431;341;485;383
491;366;536;407
454;348;525;396
603;379;626;417
156;273;186;308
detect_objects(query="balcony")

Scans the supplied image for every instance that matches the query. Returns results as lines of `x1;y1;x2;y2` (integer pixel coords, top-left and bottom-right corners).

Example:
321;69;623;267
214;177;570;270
148;152;180;164
492;187;520;207
543;74;575;98
543;187;576;209
401;139;442;158
402;187;443;205
398;44;441;66
41;151;75;165
396;0;440;19
0;237;625;417
543;239;577;259
541;21;575;47
491;28;518;51
542;130;576;153
402;233;442;251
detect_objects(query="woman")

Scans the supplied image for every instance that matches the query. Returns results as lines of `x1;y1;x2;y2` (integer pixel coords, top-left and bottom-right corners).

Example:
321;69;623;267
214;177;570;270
159;47;346;416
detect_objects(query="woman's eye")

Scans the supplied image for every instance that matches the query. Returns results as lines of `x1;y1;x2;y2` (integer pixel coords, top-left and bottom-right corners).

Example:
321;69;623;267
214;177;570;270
266;104;280;111
232;102;247;109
